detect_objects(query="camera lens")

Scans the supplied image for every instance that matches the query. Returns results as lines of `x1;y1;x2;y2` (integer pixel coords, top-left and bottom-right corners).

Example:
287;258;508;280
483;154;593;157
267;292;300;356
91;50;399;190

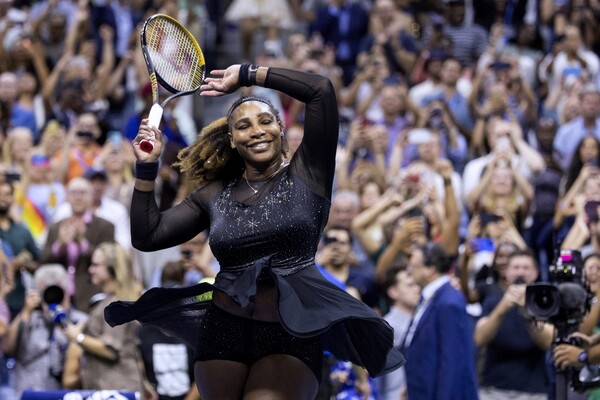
43;285;65;305
525;284;560;320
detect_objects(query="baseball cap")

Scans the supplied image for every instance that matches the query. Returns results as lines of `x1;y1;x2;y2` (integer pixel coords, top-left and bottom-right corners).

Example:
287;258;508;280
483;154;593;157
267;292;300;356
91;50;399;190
84;167;107;181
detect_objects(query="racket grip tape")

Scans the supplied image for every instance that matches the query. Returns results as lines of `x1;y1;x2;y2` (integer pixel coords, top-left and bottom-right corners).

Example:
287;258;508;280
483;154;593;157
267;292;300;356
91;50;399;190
141;104;164;153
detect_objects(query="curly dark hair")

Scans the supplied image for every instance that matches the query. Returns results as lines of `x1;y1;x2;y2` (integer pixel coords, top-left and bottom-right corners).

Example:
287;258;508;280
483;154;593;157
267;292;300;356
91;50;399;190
174;117;245;187
175;96;288;187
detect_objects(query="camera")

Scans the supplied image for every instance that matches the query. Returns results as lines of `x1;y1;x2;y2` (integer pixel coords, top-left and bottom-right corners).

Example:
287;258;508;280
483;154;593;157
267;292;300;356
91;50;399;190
526;249;598;395
525;250;590;325
43;285;67;327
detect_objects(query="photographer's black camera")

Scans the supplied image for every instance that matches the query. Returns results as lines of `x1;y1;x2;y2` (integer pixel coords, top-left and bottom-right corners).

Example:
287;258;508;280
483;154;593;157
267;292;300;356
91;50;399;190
526;249;599;396
43;285;67;326
525;249;591;326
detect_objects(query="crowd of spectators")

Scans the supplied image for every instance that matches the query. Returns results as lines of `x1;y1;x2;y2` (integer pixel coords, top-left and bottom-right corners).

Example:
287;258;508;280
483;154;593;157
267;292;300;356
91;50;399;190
1;0;600;399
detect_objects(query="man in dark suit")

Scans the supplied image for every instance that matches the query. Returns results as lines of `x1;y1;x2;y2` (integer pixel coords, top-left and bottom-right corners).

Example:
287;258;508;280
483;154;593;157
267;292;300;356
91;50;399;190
403;243;478;400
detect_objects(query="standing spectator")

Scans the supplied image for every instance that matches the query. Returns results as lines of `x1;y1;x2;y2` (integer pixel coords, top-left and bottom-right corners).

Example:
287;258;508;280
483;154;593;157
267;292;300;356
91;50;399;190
317;226;377;307
403;242;478;400
539;25;600;94
376;264;421;400
356;0;418;79
3;264;87;399
437;0;488;69
473;0;531;35
474;250;553;399
13;151;66;248
422;56;474;134
0;243;12;400
224;0;296;61
92;133;135;212
1;127;35;178
53;112;104;184
328;190;375;276
310;0;370;85
463;118;545;200
63;241;146;393
553;87;600;171
409;49;449;107
52;167;131;252
0;181;40;319
41;177;115;312
466;158;534;229
0;72;37;141
529;118;562;272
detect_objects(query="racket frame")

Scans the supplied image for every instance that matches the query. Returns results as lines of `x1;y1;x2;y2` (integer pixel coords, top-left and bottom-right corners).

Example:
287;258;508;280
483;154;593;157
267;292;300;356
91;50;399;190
139;14;205;150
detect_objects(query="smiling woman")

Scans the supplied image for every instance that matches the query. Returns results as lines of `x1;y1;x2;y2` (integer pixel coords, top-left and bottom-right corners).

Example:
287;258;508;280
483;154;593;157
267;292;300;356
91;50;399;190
105;63;404;399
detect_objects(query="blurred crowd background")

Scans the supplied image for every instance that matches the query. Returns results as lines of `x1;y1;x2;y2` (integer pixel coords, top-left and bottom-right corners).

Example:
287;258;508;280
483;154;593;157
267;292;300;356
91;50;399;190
0;0;600;399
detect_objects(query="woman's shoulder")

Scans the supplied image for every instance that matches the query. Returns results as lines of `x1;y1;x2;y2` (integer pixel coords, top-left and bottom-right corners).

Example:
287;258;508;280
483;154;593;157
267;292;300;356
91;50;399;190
186;180;227;206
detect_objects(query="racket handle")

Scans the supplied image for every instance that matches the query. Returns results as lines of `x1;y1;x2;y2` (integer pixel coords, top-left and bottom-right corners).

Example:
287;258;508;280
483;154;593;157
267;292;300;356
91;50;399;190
141;104;164;153
148;103;164;129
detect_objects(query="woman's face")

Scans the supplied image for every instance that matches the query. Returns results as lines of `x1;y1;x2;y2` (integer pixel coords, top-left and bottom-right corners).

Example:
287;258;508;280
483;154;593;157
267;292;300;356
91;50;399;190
360;182;381;209
585;256;600;293
89;249;112;287
11;132;33;162
584;176;600;201
423;201;440;225
104;148;125;172
580;137;599;163
229;101;284;167
491;166;513;196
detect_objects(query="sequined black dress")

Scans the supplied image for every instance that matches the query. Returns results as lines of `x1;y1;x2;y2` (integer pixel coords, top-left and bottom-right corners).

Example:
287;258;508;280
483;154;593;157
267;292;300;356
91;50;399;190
105;68;405;377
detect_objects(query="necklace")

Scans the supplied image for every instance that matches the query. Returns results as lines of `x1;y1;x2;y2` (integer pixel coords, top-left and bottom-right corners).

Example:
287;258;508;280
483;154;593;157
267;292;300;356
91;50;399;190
243;172;258;195
243;161;290;196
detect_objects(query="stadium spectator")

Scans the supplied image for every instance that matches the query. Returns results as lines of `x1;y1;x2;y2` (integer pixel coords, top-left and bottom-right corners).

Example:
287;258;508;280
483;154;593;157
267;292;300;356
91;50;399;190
41;177;114;312
474;250;553;400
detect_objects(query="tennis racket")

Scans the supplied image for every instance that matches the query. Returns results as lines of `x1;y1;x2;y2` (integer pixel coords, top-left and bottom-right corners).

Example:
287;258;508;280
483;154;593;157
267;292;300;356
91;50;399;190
140;14;205;153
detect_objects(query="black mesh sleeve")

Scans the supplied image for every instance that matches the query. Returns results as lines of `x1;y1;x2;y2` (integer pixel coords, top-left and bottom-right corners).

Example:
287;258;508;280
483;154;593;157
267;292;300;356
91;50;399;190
130;187;211;252
264;68;339;199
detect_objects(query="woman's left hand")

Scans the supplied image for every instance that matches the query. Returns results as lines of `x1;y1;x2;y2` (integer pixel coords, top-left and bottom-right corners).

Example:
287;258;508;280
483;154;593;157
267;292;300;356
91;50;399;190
201;65;242;96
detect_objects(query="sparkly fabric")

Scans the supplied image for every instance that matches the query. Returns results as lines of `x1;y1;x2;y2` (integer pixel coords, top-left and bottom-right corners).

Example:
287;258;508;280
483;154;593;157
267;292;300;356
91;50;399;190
195;302;323;380
105;68;405;377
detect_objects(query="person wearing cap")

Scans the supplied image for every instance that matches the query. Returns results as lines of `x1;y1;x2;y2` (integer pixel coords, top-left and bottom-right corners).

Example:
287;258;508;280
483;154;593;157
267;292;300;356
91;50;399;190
52;167;131;251
3;263;86;398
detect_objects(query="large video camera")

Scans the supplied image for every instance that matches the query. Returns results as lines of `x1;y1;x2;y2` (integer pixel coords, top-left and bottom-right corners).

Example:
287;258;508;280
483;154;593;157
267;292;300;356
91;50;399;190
525;249;590;326
525;249;598;396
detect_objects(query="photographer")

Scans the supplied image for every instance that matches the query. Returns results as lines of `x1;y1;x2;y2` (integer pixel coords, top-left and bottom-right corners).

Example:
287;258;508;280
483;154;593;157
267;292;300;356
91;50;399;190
474;250;554;399
3;263;86;398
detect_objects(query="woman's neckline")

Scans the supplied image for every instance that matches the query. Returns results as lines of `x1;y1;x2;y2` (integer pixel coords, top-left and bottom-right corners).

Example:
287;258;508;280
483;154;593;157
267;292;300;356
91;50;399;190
243;160;290;182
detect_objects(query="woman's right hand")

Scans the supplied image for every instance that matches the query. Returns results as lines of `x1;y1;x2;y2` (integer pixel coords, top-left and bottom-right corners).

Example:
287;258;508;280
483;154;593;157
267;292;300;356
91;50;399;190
201;65;242;97
133;119;163;162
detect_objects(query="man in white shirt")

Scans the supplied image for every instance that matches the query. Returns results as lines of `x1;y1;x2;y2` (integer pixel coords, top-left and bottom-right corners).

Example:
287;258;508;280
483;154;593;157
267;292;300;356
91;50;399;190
52;168;131;251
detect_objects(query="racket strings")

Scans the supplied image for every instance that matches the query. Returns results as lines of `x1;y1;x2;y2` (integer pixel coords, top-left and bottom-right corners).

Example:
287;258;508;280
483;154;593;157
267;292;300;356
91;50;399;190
145;18;205;92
